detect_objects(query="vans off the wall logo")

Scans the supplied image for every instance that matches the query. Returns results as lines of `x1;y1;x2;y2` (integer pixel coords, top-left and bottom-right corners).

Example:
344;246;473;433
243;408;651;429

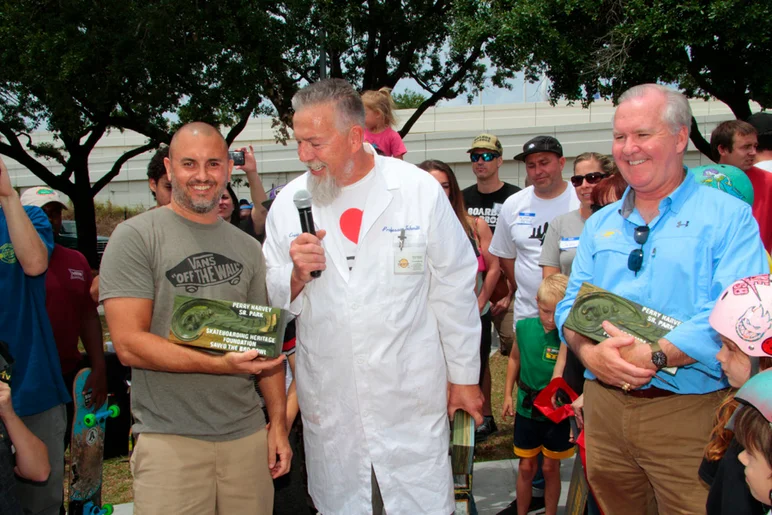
166;252;244;293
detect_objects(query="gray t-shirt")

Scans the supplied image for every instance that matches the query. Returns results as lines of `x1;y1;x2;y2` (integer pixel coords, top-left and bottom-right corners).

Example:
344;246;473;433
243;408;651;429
99;207;267;441
538;209;585;276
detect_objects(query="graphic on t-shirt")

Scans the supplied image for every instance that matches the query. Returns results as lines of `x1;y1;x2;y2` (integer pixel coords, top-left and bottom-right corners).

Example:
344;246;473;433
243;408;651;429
166;252;244;293
529;222;549;246
0;244;16;265
468;206;503;228
340;208;363;244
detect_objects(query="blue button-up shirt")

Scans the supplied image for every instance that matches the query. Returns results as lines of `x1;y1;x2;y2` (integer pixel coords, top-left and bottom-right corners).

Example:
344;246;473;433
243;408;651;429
555;174;769;394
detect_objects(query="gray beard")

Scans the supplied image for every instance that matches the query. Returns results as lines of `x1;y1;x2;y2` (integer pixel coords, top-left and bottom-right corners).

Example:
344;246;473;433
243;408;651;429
171;175;224;214
307;172;341;207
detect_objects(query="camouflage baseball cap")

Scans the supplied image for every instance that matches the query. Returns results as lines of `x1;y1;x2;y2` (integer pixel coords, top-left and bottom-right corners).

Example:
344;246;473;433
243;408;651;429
467;134;503;155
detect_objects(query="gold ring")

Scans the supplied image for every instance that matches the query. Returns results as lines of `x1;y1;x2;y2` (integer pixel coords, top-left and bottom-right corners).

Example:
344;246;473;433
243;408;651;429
621;382;632;393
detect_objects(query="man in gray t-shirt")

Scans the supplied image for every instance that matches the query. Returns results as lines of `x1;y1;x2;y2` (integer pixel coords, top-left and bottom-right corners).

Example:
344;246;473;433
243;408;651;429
100;122;289;515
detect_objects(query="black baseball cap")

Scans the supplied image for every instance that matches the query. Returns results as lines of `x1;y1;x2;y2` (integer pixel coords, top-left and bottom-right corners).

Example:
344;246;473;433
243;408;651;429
747;112;772;136
513;135;563;161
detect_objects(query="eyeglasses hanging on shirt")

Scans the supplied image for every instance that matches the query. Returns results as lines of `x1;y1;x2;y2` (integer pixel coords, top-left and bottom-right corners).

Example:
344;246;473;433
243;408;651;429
628;225;650;276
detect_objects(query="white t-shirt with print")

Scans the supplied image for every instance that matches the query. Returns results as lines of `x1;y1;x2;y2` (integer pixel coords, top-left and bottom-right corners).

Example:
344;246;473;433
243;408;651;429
489;183;580;322
324;169;375;270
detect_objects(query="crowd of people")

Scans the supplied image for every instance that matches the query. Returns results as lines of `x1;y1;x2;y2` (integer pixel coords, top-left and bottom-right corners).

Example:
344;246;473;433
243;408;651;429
0;77;770;515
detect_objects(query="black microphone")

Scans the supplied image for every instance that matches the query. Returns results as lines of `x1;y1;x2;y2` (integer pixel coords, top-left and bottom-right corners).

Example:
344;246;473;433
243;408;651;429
293;189;321;278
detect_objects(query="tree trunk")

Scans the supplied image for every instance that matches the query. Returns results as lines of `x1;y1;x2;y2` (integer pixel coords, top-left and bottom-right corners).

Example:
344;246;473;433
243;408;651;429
71;155;100;268
689;117;715;162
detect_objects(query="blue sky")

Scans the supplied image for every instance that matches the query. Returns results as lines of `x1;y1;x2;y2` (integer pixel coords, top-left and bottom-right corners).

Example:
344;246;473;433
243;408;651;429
392;71;551;106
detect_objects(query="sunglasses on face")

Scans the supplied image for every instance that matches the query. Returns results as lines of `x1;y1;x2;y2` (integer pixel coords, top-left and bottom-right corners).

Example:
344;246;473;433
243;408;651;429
571;172;609;188
470;152;500;163
627;225;650;276
570;172;609;187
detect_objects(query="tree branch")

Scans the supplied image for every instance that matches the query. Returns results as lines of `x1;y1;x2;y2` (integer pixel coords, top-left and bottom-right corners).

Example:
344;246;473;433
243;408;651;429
399;42;484;137
91;141;159;196
0;120;68;191
110;111;172;145
408;71;438;95
225;97;258;145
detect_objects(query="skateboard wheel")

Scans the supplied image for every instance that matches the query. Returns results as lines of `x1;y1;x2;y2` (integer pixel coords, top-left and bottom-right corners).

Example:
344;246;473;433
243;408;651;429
103;504;114;515
84;414;97;427
108;405;120;418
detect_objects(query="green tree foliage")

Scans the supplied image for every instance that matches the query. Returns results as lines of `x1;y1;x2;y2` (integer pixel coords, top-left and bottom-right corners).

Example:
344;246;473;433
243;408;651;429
459;0;772;158
0;1;493;264
281;0;488;136
393;89;429;109
0;1;290;265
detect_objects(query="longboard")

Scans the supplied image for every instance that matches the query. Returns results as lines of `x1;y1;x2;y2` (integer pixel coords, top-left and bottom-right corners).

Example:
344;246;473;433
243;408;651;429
68;368;119;515
451;410;477;515
564;447;589;515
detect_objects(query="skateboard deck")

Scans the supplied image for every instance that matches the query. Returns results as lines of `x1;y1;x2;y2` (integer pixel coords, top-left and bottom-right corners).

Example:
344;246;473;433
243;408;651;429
68;368;118;515
564;451;589;515
451;411;477;515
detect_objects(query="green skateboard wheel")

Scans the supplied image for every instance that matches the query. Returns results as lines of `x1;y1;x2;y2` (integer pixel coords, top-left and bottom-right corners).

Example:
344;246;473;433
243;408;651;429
84;413;97;427
103;504;114;515
108;405;120;418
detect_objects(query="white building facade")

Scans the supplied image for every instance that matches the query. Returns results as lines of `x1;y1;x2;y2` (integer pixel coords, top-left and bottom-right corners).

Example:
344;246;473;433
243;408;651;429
5;98;742;208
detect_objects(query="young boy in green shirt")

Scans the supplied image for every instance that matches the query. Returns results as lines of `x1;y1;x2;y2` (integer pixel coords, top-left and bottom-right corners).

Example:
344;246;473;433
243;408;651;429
502;274;574;515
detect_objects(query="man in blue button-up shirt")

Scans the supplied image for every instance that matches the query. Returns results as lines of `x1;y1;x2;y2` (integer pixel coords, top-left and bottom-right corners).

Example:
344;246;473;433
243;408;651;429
555;84;769;515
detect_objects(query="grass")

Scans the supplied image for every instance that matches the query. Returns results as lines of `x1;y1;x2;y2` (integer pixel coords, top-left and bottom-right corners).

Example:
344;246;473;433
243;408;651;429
63;451;134;508
475;351;517;462
62;200;146;237
71;343;516;507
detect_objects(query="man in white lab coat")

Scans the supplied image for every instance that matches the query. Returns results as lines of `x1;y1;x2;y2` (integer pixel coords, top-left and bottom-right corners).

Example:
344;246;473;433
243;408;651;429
263;79;484;514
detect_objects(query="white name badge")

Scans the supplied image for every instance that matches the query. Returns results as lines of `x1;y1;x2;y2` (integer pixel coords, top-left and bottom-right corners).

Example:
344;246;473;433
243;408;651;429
515;212;536;226
393;231;426;275
559;237;580;250
394;247;425;274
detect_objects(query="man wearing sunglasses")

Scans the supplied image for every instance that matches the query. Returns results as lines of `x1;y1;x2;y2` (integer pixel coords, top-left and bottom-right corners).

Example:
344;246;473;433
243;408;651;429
462;134;521;443
554;84;768;515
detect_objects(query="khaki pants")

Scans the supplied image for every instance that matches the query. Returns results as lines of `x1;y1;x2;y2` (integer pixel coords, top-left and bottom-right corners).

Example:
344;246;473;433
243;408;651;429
131;430;273;515
583;380;724;515
493;301;515;356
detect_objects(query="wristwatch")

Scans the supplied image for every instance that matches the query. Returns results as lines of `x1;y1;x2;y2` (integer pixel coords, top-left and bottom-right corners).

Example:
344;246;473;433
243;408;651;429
650;341;668;370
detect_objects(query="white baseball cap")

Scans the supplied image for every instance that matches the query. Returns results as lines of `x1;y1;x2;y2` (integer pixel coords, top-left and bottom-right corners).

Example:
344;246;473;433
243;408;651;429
20;187;69;210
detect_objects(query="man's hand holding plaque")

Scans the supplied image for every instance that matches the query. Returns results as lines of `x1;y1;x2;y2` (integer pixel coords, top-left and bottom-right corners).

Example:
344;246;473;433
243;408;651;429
574;322;655;390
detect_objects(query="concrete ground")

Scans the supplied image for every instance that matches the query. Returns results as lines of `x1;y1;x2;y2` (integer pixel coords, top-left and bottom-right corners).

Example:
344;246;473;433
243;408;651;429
111;456;576;515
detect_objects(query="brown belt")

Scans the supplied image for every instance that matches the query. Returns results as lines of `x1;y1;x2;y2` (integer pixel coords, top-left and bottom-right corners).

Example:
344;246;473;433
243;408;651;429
597;380;676;399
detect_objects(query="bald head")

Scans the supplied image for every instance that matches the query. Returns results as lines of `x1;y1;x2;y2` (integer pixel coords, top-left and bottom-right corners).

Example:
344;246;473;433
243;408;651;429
169;122;228;159
164;122;232;221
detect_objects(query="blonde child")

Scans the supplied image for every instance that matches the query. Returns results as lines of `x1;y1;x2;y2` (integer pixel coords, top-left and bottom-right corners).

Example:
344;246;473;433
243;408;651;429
361;88;407;159
701;273;772;515
502;274;574;515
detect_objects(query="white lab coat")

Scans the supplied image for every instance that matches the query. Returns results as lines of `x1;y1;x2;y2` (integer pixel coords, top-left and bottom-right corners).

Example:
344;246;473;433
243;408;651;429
263;153;481;515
